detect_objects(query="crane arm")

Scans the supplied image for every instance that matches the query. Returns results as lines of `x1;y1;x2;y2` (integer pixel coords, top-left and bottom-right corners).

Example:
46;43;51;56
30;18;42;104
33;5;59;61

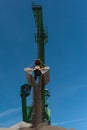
32;5;44;33
32;4;47;63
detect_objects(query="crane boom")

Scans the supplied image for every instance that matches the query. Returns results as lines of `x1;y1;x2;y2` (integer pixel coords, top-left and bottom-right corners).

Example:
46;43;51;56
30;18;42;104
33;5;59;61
32;4;47;63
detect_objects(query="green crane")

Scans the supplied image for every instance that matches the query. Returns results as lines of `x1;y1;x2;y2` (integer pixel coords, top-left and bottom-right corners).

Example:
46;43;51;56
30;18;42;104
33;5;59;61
20;3;50;127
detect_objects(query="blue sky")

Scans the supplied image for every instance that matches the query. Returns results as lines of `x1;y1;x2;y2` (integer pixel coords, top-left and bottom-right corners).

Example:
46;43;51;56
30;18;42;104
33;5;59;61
0;0;87;130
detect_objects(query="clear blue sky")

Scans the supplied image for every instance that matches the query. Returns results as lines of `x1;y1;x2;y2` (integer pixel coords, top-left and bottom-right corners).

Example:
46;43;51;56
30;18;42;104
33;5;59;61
0;0;87;130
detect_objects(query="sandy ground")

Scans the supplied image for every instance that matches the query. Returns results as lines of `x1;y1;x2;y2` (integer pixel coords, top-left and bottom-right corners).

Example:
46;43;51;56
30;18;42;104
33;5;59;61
0;122;74;130
20;124;67;130
20;126;67;130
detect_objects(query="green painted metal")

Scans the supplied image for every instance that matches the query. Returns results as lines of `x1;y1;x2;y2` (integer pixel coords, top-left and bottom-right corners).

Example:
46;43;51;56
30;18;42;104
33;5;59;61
21;95;27;122
44;89;50;124
27;106;33;122
32;4;47;63
20;84;32;122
